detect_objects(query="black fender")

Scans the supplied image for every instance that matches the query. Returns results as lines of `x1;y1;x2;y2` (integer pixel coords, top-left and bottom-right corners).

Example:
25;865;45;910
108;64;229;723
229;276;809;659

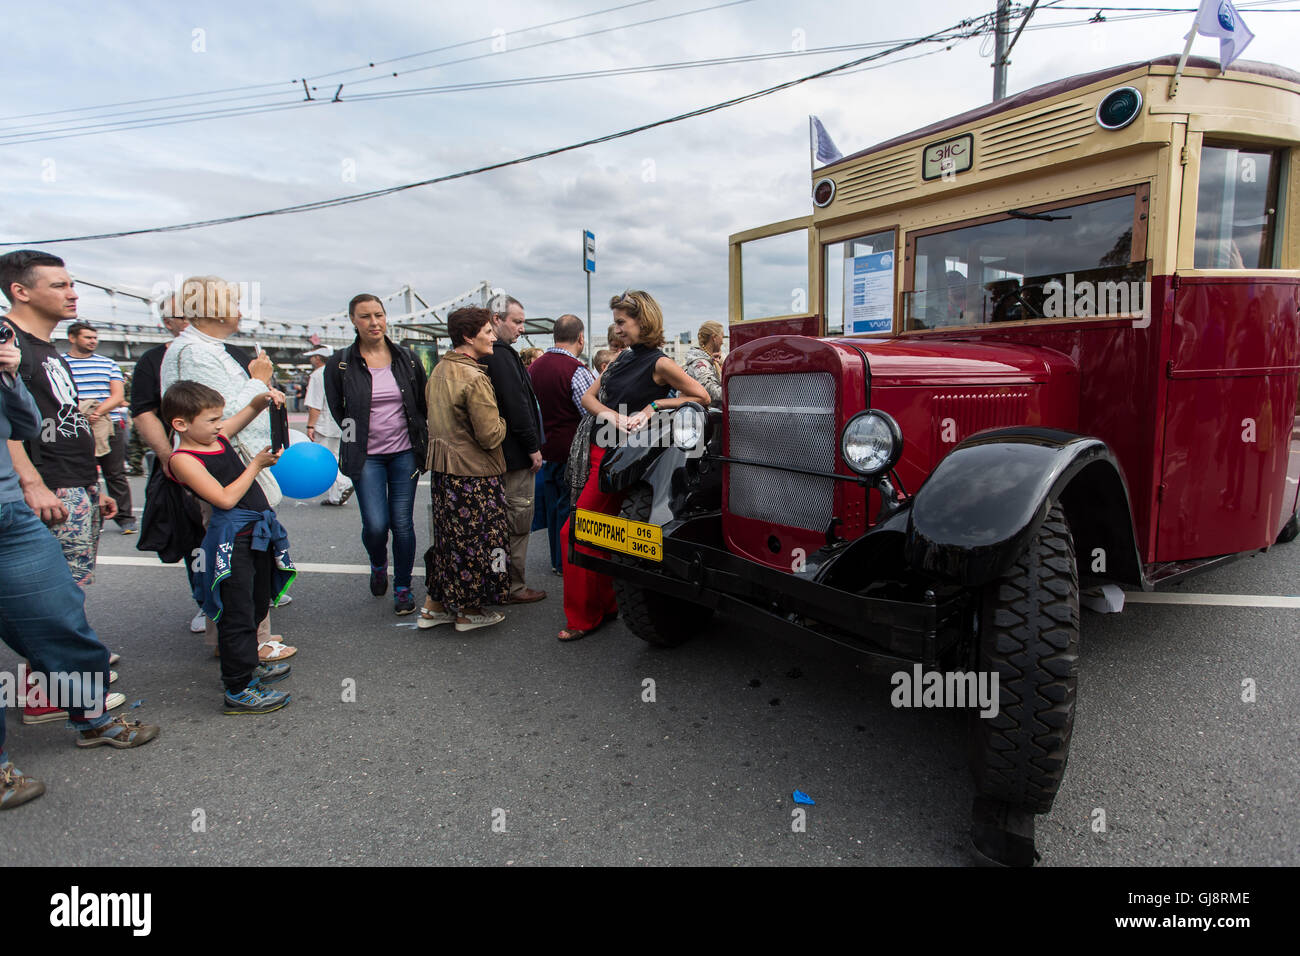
904;426;1144;589
598;407;722;526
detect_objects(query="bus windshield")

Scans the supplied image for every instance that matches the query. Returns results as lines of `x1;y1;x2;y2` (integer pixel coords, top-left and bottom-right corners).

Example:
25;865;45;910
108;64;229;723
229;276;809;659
904;191;1146;330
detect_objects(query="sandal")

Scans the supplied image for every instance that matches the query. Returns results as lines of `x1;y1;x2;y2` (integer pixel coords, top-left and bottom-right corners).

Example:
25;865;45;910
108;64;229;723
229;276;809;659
219;633;289;658
258;640;298;662
454;610;504;632
418;606;456;630
558;611;618;643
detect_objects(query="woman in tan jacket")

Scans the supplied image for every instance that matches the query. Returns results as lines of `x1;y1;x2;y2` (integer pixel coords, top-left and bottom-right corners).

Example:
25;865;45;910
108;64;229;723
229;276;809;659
419;307;511;632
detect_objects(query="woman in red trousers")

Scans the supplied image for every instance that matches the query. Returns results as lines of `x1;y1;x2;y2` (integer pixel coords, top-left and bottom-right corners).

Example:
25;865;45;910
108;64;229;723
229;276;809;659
557;290;710;641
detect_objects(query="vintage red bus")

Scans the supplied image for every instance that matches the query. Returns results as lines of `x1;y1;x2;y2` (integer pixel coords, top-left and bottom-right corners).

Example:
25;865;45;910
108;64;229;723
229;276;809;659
570;55;1300;865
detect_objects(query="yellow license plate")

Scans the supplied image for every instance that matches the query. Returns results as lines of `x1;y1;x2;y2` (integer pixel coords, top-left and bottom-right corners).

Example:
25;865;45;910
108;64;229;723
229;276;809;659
574;509;663;562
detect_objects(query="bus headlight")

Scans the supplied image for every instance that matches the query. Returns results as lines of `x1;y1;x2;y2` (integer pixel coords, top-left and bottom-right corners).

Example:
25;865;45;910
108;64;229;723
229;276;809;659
841;410;903;476
672;402;706;451
1096;86;1143;130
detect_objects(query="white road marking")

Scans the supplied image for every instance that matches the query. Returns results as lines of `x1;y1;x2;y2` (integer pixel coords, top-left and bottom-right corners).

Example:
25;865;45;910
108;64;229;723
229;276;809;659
98;556;372;574
1123;592;1300;608
96;556;1298;607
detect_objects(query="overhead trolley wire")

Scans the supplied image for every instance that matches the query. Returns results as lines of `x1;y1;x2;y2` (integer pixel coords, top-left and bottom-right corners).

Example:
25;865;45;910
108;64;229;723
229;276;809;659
0;0;752;139
2;13;1000;245
0;37;945;146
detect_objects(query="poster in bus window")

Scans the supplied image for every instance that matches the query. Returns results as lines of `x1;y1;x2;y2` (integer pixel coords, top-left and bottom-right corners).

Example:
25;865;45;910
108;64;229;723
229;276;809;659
844;251;893;333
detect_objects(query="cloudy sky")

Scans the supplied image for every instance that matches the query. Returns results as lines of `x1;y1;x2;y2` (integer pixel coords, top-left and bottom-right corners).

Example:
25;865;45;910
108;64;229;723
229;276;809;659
4;0;1298;343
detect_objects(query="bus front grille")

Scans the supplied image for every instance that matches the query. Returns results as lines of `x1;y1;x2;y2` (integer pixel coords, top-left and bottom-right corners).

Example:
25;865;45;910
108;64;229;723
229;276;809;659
726;372;837;532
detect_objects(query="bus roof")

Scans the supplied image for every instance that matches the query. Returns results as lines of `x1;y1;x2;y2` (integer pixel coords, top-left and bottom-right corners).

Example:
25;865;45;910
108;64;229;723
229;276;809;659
826;55;1300;169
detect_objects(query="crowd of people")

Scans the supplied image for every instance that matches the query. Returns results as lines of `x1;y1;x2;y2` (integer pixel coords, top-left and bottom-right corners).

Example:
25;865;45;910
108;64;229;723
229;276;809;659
0;247;723;810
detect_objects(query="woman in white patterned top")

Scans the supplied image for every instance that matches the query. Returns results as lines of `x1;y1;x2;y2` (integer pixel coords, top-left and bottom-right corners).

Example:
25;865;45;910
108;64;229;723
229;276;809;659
160;275;296;662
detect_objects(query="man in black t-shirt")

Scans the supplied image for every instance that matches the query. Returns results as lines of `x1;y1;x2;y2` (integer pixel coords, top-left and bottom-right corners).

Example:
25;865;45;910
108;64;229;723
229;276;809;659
1;253;117;588
1;249;160;726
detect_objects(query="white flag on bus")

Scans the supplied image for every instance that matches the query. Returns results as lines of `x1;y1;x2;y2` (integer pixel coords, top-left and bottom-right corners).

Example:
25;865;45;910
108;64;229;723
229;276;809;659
1187;0;1255;71
809;115;843;166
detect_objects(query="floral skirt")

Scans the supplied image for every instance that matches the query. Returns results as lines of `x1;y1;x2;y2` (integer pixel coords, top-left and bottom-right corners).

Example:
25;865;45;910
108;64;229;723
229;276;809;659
423;472;510;613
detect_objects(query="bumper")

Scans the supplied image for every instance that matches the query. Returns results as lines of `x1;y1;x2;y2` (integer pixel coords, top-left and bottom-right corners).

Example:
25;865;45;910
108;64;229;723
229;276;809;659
570;512;967;668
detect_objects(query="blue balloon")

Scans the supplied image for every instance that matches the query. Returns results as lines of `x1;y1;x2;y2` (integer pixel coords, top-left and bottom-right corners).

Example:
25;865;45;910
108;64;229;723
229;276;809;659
268;442;339;499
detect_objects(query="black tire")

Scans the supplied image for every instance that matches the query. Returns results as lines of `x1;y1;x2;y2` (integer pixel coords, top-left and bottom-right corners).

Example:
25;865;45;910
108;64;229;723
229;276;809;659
612;484;714;647
1277;513;1299;544
968;503;1079;815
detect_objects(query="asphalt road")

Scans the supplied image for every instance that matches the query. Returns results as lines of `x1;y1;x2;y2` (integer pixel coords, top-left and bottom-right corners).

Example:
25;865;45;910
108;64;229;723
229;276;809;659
2;473;1296;866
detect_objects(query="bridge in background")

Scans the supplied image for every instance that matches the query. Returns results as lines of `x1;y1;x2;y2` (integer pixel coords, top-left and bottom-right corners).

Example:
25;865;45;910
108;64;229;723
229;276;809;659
2;276;556;366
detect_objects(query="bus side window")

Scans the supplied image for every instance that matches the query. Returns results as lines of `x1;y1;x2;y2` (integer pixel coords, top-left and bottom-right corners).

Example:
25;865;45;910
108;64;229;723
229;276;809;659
823;230;895;335
1195;145;1281;269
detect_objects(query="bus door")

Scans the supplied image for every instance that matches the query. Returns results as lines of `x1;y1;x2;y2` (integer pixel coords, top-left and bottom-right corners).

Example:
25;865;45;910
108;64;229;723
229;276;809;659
1157;145;1300;560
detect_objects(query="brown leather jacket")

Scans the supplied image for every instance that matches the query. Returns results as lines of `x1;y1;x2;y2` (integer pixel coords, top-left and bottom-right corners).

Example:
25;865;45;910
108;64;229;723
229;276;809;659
425;350;507;476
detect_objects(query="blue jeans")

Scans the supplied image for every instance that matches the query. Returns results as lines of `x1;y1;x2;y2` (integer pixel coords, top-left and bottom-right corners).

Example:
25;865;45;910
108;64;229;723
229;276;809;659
0;499;113;758
354;450;419;589
536;461;572;573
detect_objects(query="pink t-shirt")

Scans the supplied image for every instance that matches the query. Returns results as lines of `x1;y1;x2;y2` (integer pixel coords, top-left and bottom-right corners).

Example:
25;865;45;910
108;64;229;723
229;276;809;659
367;366;412;455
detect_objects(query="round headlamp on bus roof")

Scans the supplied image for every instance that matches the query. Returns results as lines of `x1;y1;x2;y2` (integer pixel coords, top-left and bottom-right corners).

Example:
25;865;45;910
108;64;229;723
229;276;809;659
840;410;903;477
1096;86;1143;131
812;178;836;208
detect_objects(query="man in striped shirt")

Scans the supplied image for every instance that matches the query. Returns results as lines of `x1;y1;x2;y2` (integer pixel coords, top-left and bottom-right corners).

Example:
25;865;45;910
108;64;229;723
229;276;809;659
63;322;134;534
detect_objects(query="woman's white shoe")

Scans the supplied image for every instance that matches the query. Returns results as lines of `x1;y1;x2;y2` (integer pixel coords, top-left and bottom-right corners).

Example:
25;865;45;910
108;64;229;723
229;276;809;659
417;607;456;629
454;610;505;632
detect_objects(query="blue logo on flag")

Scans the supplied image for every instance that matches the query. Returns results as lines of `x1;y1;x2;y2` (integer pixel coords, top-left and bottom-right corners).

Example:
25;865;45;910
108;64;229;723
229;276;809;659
1218;1;1234;31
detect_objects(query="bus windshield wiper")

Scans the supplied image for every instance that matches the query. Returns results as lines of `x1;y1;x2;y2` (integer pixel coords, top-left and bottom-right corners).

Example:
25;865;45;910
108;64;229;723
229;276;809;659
1006;208;1072;221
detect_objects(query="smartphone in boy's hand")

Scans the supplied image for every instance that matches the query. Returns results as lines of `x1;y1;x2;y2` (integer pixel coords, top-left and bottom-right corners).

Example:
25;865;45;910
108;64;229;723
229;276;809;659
253;446;281;469
269;400;290;453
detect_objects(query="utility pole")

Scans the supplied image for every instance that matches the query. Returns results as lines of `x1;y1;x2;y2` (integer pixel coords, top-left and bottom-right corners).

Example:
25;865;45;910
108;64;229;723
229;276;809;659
992;0;1039;103
992;0;1010;101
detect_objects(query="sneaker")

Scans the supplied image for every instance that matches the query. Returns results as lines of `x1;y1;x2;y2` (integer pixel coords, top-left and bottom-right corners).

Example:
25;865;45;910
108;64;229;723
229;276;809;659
119;521;138;536
223;684;291;715
455;609;505;632
75;716;160;749
394;587;415;615
109;670;118;684
252;661;291;685
369;565;388;597
274;592;293;607
190;610;206;633
109;651;121;665
23;691;126;725
338;486;354;506
0;761;45;810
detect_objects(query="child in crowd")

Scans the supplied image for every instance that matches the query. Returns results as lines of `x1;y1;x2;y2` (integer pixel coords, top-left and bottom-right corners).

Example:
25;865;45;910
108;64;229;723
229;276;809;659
162;381;296;715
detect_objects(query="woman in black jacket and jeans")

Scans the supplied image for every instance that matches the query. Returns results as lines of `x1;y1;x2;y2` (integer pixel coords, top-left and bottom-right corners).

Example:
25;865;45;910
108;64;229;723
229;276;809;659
324;294;429;615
